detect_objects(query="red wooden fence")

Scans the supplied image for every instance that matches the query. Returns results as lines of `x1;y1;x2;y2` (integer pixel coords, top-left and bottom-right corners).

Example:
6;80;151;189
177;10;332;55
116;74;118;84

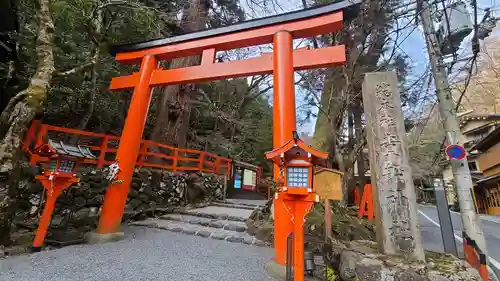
23;120;232;177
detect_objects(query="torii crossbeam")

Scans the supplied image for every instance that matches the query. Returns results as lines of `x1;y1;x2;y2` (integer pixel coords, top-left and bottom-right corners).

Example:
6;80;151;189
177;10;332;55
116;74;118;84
96;0;360;268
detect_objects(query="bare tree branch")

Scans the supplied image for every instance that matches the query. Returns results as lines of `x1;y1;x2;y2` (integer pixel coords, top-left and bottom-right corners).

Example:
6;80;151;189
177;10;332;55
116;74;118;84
53;61;97;78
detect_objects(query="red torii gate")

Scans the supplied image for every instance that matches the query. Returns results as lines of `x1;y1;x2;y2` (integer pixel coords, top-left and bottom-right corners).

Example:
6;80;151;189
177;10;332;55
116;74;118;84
95;0;360;267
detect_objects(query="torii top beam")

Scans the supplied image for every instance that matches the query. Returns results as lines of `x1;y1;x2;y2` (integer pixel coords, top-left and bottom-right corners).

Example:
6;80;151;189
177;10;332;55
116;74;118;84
109;0;361;64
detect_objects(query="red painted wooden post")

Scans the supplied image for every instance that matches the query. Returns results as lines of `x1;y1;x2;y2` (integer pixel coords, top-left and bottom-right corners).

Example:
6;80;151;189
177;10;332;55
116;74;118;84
30;124;49;165
256;166;262;185
172;149;178;172
353;186;361;206
35;124;48;148
137;140;149;167
198;152;205;171
358;184;374;221
226;160;231;178
214;158;220;174
24;120;41;152
98;135;109;168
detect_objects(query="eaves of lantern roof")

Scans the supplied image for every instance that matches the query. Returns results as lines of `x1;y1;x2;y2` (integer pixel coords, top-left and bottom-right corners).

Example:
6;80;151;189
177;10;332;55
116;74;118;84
265;138;328;165
35;139;96;160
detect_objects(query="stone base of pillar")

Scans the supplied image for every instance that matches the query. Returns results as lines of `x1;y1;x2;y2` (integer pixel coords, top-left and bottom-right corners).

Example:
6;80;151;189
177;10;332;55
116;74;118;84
265;259;287;280
85;231;125;244
264;259;321;281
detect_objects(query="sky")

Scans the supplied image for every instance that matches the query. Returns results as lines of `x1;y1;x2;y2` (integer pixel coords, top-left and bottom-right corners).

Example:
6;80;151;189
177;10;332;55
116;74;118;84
238;0;500;136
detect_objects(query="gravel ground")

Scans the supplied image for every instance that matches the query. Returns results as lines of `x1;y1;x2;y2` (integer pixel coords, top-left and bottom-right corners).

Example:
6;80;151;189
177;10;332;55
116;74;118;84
0;226;275;281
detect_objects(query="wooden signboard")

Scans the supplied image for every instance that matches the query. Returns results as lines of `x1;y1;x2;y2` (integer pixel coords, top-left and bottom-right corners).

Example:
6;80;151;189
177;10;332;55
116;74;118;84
313;168;343;201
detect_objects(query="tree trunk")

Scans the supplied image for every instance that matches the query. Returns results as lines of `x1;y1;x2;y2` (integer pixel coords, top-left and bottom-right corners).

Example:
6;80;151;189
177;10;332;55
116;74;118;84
72;7;103;138
346;104;355;203
150;56;200;145
172;86;194;148
354;100;366;196
312;71;345;152
150;0;208;146
0;0;55;245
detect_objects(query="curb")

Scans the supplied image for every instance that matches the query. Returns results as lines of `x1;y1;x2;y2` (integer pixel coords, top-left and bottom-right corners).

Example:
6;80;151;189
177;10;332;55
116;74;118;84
214;200;264;208
178;210;248;222
210;202;262;211
129;221;270;248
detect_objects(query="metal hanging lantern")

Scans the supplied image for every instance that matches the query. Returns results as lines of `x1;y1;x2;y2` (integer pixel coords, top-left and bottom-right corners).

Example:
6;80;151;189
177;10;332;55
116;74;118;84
304;251;316;275
35;139;96;176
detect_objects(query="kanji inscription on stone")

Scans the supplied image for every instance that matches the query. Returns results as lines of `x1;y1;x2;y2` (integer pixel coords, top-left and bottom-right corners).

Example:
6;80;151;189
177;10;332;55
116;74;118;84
362;72;424;260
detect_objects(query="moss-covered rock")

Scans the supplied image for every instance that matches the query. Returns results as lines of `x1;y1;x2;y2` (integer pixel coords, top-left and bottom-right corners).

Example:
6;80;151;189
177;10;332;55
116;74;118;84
246;199;375;245
304;201;375;241
331;240;482;281
246;198;274;242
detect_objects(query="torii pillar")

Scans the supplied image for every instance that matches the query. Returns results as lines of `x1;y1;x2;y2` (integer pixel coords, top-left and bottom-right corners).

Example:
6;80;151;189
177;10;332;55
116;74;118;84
272;30;296;265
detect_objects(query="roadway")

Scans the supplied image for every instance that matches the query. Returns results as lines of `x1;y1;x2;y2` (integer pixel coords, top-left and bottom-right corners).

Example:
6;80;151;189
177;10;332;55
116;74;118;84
418;204;500;274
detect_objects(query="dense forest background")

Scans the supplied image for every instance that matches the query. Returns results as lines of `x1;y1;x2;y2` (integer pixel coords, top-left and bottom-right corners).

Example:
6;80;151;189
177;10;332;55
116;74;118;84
0;0;273;170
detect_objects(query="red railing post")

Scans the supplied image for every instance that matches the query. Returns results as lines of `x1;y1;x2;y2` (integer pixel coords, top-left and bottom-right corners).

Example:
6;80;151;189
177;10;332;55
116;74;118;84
172;149;178;172
98;135;110;168
226;160;231;178
30;124;48;165
24;120;41;152
137;140;149;167
256;166;262;185
35;124;48;148
214;158;220;174
199;152;205;171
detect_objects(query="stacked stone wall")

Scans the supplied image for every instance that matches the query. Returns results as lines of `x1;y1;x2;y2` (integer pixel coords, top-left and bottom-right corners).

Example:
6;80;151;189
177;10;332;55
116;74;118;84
10;164;225;246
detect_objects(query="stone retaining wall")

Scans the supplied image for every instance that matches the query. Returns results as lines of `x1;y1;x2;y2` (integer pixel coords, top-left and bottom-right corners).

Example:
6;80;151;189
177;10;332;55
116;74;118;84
12;164;225;245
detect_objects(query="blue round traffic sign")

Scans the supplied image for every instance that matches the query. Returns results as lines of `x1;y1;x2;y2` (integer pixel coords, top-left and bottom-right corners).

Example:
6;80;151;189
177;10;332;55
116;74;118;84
445;144;466;160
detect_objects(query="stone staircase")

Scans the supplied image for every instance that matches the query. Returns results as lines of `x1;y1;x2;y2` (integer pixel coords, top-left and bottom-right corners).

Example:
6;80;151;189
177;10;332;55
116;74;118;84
130;199;271;247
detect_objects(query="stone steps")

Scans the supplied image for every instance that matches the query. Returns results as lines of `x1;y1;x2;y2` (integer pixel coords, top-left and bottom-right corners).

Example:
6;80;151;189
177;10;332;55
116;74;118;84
160;213;247;232
130;218;269;247
179;206;254;222
129;200;270;247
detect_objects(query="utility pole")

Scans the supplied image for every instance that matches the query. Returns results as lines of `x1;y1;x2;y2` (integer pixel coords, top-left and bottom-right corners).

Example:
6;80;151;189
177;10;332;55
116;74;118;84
418;0;487;253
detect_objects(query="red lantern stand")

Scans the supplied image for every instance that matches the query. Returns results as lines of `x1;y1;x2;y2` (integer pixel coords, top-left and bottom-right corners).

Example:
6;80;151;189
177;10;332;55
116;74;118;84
31;140;95;252
265;136;328;281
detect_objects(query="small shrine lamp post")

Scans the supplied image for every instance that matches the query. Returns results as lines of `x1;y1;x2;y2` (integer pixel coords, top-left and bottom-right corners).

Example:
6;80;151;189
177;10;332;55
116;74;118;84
265;132;328;281
32;140;96;252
